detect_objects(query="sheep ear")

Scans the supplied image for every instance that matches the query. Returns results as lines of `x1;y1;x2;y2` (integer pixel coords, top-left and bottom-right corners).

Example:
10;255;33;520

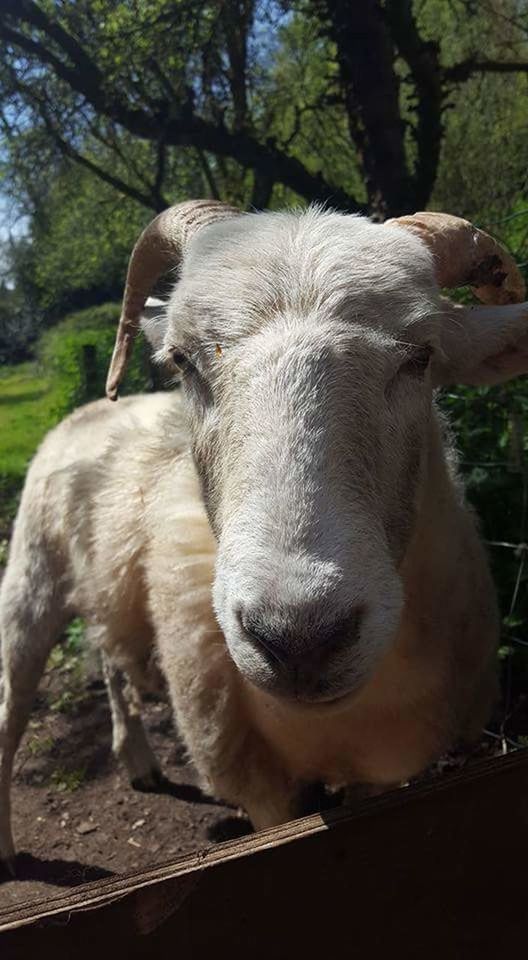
140;297;168;353
434;302;528;387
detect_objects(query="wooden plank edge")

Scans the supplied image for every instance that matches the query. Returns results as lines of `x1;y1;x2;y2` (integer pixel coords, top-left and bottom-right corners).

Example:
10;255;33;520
1;746;527;933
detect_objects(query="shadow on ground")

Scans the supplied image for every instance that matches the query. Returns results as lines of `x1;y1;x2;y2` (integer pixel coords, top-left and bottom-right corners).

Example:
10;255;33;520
0;853;114;888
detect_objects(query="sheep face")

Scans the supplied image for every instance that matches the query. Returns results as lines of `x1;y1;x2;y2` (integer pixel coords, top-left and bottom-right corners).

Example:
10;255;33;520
156;209;441;704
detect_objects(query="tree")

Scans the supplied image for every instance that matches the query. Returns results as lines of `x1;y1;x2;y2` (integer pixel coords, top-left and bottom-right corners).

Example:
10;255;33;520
0;276;37;363
2;0;528;219
10;142;208;318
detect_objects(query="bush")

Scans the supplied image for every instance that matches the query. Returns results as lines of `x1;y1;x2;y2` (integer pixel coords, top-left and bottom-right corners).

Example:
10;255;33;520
38;303;151;418
439;380;528;690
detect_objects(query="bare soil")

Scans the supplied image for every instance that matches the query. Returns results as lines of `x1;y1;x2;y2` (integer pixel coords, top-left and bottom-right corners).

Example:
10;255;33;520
0;653;251;914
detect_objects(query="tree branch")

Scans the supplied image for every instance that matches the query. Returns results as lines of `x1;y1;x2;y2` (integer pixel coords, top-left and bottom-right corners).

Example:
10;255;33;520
0;21;163;137
445;59;528;82
1;2;365;212
4;0;104;84
43;115;167;211
83;117;154;192
4;67;166;212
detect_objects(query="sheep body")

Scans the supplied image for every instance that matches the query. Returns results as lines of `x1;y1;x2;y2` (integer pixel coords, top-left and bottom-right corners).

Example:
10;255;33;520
1;388;497;846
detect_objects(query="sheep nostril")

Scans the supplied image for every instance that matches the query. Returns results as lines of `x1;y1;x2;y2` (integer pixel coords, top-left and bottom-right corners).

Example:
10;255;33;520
239;612;288;665
238;607;363;667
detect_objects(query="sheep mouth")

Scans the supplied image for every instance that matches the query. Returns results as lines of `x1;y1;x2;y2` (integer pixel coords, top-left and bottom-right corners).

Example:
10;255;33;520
291;681;363;709
244;664;367;708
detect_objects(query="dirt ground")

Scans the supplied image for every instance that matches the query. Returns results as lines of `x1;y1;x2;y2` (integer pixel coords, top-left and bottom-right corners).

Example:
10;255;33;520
1;632;526;917
0;648;251;914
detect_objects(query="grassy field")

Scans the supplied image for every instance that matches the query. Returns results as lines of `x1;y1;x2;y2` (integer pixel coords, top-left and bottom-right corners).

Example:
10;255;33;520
0;362;59;539
0;363;57;473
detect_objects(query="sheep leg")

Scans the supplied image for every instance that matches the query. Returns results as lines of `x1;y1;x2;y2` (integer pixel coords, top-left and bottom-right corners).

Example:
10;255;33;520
101;653;163;791
241;784;300;832
194;735;300;832
0;569;68;868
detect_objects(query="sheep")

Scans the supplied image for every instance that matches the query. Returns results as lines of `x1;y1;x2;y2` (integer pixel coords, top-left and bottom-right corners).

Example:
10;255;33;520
1;200;528;869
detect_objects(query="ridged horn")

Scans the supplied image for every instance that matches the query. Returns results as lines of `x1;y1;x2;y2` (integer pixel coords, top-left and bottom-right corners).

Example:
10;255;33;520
106;199;240;400
386;211;525;305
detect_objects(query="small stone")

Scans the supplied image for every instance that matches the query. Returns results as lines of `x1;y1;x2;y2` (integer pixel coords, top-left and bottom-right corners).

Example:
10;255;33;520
77;821;98;835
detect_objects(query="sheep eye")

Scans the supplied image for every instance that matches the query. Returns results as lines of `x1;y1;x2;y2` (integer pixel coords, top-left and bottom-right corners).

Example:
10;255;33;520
171;349;191;372
399;345;433;378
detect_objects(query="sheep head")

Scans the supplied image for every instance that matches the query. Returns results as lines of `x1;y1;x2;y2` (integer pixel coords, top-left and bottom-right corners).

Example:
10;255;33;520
108;204;528;705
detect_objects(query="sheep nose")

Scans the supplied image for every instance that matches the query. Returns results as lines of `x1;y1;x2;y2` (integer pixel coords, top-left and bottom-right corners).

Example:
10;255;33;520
239;607;362;667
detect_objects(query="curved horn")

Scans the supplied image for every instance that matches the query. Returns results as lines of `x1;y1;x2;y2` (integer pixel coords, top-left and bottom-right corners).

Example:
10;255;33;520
386;211;525;306
106;199;240;400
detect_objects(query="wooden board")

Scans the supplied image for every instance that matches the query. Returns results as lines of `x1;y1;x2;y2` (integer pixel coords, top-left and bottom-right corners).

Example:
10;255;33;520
1;750;528;959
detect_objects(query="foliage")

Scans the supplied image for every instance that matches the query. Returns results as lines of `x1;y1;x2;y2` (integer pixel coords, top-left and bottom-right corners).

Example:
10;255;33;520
0;233;47;362
0;304;151;540
49;766;86;792
25;733;54;757
29;168;148;315
0;279;39;364
2;1;528;220
46;617;89;717
47;619;86;671
440;381;528;633
64;617;86;654
11;148;207;319
260;12;366;207
38;302;150;419
432;73;528;221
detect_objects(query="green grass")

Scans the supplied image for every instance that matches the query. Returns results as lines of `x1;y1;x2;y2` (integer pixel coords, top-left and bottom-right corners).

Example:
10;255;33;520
0;363;58;475
0;362;60;537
